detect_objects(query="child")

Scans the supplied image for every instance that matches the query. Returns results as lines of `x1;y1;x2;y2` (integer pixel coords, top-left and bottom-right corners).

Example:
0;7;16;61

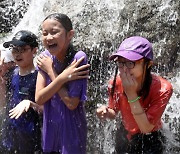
35;13;89;154
0;30;42;153
96;36;173;153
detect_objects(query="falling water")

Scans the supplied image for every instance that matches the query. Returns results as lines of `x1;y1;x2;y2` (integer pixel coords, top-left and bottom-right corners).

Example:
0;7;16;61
0;0;179;153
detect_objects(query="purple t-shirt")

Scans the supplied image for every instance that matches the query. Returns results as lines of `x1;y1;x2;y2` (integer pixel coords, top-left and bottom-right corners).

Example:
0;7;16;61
40;50;87;153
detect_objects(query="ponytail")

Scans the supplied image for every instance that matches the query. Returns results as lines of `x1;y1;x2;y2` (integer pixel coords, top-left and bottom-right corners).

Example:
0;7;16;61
111;66;118;98
139;59;152;100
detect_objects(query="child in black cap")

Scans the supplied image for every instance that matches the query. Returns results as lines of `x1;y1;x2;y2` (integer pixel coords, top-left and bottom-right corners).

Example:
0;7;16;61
0;30;42;153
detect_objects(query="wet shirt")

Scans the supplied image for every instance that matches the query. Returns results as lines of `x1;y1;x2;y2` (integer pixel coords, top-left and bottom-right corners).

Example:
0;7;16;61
108;74;173;139
40;50;87;153
1;67;41;153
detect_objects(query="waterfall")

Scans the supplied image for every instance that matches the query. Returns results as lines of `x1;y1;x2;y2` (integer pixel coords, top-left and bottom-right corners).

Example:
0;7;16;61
0;0;179;153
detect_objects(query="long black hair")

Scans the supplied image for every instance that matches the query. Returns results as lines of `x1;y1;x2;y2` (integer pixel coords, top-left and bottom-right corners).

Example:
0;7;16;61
139;58;152;100
44;13;77;68
111;58;152;100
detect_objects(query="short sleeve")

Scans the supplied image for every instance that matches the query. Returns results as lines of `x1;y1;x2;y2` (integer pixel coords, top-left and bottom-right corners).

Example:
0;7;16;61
36;50;52;73
67;51;88;101
146;78;173;125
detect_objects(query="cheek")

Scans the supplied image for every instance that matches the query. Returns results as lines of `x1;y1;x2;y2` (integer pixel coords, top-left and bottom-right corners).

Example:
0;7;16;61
131;67;144;79
56;36;67;47
57;33;67;42
42;36;47;44
12;53;16;58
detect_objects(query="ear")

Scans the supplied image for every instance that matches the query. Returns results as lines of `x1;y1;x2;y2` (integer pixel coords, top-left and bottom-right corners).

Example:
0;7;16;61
67;30;74;41
148;61;153;68
32;47;37;55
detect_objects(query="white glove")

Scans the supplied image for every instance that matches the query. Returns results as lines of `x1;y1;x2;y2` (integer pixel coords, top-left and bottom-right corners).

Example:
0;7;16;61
9;100;31;119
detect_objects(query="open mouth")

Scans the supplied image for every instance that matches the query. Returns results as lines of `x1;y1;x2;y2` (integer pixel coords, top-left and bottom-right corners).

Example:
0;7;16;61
15;58;23;62
48;44;57;49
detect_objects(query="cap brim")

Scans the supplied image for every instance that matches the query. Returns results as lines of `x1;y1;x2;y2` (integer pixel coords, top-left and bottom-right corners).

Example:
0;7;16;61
109;50;143;61
3;40;27;48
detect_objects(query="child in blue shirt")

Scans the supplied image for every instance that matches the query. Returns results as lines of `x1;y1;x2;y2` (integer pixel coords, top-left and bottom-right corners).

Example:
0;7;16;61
0;30;42;153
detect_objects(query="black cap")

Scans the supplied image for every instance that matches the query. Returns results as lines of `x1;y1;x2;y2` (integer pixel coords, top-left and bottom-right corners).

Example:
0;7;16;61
3;30;38;48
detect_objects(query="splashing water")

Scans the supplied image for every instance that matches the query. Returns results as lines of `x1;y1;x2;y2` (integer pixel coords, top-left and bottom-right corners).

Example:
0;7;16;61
0;0;179;153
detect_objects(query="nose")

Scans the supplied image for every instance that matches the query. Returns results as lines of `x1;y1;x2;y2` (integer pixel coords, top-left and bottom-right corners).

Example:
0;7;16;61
46;33;54;40
119;65;127;74
121;64;129;73
122;63;128;70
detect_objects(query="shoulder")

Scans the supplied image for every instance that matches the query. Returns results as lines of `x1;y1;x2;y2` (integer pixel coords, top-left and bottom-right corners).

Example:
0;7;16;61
150;74;173;96
73;51;87;64
152;74;173;91
41;50;53;58
74;51;87;59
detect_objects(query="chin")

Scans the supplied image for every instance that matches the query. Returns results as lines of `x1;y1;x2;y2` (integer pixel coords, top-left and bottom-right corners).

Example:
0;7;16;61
49;49;57;55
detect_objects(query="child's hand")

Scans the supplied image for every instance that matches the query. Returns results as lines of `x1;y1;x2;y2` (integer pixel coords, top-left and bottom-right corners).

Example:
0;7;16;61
96;105;109;120
9;100;31;119
63;56;90;81
37;54;53;75
119;68;138;98
0;58;15;82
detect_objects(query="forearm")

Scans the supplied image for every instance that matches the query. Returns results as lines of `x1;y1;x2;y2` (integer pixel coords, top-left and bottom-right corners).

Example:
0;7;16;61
46;70;76;109
36;56;89;105
30;102;43;113
47;70;79;110
47;68;57;80
58;87;79;110
129;99;154;133
36;73;68;105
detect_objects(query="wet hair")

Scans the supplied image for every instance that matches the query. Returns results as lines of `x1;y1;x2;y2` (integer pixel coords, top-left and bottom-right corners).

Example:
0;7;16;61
111;58;152;100
43;13;73;32
139;58;152;100
44;13;76;69
63;44;77;69
111;66;118;97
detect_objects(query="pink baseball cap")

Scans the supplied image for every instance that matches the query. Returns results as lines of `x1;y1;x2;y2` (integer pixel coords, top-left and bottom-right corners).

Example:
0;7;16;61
110;36;153;61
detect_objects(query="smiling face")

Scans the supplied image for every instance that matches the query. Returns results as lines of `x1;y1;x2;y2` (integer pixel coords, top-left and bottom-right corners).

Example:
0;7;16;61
11;45;35;69
41;18;74;61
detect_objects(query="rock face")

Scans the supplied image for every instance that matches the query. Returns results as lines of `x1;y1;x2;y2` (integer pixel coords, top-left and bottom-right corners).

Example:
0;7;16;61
120;0;180;75
1;0;179;75
71;0;180;76
0;0;29;33
0;0;179;153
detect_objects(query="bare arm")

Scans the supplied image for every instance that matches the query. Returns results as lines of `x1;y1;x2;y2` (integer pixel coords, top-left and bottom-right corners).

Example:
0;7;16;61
36;55;82;110
58;87;80;110
35;56;89;106
9;100;43;119
119;68;154;133
30;101;43;113
128;94;154;133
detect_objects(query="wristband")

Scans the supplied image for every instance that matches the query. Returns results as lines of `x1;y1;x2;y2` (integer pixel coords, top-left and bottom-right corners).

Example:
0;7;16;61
128;96;141;103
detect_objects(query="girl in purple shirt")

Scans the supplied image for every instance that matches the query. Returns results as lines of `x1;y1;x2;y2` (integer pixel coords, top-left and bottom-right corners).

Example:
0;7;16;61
35;13;89;154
